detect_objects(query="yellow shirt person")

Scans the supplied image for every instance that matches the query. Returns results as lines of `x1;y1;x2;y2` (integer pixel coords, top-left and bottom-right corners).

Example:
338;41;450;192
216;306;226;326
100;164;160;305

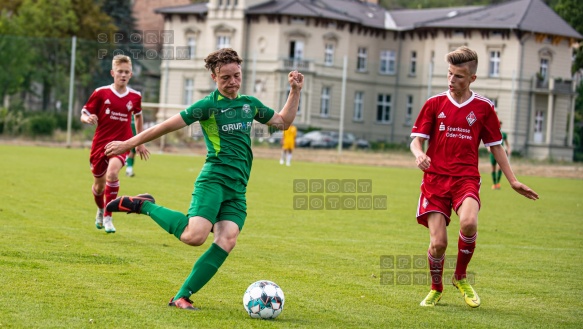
280;125;297;166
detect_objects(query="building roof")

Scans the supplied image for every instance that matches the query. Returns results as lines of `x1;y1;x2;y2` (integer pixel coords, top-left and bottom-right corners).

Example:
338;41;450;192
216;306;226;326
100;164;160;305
246;0;386;29
419;0;582;39
154;2;208;14
387;6;483;31
154;0;582;39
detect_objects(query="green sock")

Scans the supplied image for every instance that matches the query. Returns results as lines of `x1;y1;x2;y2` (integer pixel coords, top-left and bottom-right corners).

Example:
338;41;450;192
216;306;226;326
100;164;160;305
497;170;503;183
175;243;229;299
141;202;189;240
127;157;134;167
491;171;497;184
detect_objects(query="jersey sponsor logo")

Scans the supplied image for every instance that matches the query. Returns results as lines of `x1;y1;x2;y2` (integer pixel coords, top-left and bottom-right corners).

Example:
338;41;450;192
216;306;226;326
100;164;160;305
466;111;477;126
221;121;253;133
126;101;133;111
439;122;445;131
105;108;110;115
438;112;446;118
446;126;472;140
105;99;111;105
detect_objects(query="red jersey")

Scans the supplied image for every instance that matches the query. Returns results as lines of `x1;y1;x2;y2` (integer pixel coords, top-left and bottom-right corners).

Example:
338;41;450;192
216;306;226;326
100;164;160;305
82;85;142;159
411;91;502;177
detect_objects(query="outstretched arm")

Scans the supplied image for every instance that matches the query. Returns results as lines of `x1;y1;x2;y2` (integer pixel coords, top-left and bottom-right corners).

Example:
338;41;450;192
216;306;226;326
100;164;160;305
410;136;431;171
105;113;187;156
491;145;538;200
267;71;304;130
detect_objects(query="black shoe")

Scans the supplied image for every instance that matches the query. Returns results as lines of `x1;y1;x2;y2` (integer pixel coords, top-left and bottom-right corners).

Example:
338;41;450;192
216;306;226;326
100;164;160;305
106;193;155;214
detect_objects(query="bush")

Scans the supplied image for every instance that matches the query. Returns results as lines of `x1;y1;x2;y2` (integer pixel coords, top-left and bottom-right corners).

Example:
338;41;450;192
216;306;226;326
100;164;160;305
54;112;82;132
0;108;26;135
25;113;57;137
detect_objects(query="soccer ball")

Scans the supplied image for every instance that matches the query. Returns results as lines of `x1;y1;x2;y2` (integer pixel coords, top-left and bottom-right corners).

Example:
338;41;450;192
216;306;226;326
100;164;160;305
242;280;285;319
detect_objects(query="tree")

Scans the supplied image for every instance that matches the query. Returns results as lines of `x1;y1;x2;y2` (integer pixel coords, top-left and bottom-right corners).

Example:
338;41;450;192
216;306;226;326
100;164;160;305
552;0;583;160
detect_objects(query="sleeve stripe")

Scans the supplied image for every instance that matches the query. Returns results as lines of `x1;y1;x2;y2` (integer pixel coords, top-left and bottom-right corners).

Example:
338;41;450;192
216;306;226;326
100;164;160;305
411;132;430;139
484;140;503;147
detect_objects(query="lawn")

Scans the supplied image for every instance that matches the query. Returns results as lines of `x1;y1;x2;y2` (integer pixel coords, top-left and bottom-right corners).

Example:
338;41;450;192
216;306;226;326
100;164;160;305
0;144;581;328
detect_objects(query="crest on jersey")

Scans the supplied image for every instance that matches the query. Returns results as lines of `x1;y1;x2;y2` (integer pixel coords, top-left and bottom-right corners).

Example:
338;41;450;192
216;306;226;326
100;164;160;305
242;104;251;114
466;111;476;126
126;101;133;111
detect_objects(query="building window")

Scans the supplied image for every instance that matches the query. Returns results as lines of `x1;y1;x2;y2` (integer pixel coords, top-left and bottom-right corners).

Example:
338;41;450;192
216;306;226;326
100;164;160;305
187;37;196;60
184;78;194;105
380;50;396;74
376;93;392;123
489;50;501;77
410;51;417;76
353;91;364;121
405;95;413;126
539;58;549;80
217;36;230;49
320;87;330;117
357;47;367;72
324;43;334;66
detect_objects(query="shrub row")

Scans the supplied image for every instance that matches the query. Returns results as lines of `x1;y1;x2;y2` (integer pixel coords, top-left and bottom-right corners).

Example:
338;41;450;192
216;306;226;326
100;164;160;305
0;108;82;137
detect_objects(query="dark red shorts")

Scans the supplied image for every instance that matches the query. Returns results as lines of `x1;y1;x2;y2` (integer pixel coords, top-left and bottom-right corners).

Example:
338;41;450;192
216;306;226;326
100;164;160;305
416;173;481;227
89;152;127;178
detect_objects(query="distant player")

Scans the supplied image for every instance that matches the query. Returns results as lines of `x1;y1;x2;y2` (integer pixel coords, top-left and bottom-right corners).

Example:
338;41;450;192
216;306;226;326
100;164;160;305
280;124;297;166
410;46;538;307
104;48;303;310
487;121;511;190
80;54;149;233
125;115;138;177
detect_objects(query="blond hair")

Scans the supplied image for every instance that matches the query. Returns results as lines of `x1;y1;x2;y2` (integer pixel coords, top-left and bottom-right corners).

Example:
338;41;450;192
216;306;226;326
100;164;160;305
112;54;132;69
446;46;478;75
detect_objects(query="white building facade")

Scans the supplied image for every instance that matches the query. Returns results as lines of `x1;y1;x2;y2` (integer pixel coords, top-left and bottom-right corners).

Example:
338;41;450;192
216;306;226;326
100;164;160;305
155;0;581;160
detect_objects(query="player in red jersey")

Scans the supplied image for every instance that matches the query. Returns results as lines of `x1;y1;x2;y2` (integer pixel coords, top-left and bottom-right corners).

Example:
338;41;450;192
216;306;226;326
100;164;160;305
80;54;150;233
410;46;538;307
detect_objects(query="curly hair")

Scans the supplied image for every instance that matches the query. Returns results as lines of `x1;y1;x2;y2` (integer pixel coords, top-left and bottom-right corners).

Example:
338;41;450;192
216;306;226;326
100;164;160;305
204;48;243;75
446;46;478;75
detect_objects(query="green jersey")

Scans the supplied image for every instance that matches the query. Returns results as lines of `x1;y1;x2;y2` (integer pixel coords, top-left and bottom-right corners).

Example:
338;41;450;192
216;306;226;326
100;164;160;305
180;90;275;187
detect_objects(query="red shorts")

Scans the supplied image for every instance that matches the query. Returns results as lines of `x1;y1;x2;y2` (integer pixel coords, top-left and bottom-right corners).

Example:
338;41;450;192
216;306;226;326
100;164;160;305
89;152;127;178
416;173;481;227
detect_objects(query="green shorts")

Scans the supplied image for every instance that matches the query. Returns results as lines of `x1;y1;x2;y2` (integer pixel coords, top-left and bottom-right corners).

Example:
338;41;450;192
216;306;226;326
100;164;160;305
187;179;247;231
489;153;497;166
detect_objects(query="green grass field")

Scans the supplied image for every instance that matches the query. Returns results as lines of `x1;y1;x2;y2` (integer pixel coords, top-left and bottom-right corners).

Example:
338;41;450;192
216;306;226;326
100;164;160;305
0;144;581;328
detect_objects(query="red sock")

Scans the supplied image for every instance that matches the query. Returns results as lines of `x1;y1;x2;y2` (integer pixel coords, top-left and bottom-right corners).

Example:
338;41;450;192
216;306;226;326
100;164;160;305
455;231;477;280
103;180;119;217
428;251;445;292
92;186;104;209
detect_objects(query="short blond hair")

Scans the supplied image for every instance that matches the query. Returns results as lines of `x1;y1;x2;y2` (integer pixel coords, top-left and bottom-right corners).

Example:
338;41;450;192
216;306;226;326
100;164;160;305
112;54;132;69
446;46;478;75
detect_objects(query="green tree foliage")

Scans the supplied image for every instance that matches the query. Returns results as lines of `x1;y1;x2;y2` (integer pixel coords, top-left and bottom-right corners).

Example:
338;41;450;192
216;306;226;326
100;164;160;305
552;0;583;160
552;0;583;73
0;0;116;111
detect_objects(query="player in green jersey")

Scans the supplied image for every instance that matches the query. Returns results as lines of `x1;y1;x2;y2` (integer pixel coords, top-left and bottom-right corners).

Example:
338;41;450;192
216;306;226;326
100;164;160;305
125;116;137;177
104;48;304;310
488;121;511;190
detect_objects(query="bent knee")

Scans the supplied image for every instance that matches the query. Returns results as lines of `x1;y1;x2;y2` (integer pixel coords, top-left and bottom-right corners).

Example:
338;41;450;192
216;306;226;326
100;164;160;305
214;236;237;253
